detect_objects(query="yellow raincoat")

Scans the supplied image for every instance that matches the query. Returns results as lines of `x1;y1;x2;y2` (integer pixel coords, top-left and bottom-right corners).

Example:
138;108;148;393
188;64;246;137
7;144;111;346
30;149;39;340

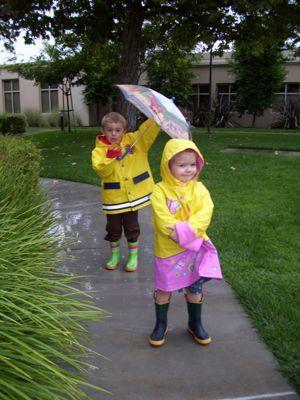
151;139;214;258
92;118;160;214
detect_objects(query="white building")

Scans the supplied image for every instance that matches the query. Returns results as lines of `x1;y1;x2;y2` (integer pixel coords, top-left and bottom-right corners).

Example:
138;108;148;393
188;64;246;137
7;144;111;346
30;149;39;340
0;69;90;126
0;51;299;128
189;51;300;128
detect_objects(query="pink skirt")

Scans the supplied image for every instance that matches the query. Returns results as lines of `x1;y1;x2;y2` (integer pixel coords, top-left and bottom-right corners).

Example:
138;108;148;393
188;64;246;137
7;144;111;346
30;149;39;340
154;240;222;292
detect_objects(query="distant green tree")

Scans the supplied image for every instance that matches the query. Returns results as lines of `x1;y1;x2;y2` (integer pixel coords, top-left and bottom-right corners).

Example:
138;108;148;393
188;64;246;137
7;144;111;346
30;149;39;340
6;45;85;131
230;42;286;126
7;41;120;128
2;0;299;128
145;48;193;108
9;46;82;86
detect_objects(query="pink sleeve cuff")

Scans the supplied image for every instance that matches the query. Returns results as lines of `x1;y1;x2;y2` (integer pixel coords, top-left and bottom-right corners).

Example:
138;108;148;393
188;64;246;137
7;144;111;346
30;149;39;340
175;221;203;252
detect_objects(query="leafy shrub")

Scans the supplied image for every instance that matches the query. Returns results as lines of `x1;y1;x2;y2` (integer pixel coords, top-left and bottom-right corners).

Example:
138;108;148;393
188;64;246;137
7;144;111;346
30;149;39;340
272;98;300;129
0;134;41;196
50;110;83;129
213;96;235;128
0;135;107;399
75;113;83;126
47;109;60;127
46;110;82;128
23;108;48;127
0;113;27;135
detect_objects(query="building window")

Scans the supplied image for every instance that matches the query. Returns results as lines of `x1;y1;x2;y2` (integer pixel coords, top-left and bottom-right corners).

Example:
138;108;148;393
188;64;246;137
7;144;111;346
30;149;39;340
2;79;20;113
217;83;236;108
189;84;210;126
41;84;59;112
190;84;210;111
273;83;300;109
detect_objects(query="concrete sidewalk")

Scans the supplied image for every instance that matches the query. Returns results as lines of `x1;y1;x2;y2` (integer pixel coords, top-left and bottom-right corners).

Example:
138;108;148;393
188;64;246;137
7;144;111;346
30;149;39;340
41;178;298;400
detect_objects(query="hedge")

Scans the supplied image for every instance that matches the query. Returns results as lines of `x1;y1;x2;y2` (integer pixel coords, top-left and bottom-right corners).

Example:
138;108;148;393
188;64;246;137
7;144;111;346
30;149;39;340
0;113;27;135
0;135;107;399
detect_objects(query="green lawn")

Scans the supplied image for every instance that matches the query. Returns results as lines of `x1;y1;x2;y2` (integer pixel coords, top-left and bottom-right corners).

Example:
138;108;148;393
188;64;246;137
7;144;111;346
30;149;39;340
26;127;300;392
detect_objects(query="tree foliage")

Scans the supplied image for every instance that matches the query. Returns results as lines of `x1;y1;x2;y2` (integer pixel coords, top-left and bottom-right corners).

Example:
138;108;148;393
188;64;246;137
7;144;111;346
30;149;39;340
230;42;286;125
1;0;299;126
0;1;53;49
81;43;120;105
145;48;193;107
7;45;83;85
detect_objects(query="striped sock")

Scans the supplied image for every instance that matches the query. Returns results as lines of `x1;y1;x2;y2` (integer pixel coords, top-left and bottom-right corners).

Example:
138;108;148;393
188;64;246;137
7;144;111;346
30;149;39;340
125;241;138;272
105;241;120;270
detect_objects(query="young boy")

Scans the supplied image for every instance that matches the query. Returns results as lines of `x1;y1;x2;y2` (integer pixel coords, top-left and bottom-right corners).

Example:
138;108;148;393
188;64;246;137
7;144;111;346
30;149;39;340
92;112;160;272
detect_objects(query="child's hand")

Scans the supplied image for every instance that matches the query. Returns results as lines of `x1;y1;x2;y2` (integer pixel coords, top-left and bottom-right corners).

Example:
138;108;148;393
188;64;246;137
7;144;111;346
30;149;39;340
107;147;122;159
167;226;178;243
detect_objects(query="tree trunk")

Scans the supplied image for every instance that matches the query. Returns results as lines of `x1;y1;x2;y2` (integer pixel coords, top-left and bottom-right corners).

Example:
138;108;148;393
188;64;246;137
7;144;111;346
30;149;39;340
251;113;256;127
207;45;213;134
116;1;144;130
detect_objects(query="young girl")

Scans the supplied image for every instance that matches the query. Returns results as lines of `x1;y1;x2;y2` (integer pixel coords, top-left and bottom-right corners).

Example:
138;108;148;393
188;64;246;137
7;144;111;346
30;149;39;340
149;138;222;346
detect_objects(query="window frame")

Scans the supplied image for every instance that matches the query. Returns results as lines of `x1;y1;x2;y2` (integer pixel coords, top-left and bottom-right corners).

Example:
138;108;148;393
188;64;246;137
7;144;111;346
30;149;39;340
275;83;300;103
216;83;236;109
40;84;59;113
2;79;20;113
190;84;210;109
272;82;300;111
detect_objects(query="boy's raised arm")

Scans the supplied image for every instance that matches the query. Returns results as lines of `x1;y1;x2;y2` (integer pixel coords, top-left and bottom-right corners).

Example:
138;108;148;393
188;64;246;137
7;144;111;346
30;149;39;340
130;119;161;151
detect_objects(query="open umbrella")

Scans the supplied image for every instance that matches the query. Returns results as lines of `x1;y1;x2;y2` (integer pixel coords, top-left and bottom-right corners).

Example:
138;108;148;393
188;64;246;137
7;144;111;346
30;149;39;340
116;84;190;140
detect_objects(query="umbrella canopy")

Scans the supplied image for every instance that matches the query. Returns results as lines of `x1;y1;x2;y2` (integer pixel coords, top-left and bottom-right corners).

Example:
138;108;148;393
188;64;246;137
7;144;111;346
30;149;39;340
116;84;190;139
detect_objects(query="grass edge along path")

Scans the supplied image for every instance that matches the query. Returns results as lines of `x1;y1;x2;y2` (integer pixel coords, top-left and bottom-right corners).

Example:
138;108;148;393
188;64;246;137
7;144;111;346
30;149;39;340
26;127;300;393
0;135;109;399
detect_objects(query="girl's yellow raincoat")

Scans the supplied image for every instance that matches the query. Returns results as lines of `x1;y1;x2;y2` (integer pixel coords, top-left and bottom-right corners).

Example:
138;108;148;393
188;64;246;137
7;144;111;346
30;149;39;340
151;139;214;259
92;119;160;214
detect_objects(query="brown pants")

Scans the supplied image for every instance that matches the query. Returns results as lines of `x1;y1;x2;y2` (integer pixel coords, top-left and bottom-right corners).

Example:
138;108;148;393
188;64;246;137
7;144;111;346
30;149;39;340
105;211;140;242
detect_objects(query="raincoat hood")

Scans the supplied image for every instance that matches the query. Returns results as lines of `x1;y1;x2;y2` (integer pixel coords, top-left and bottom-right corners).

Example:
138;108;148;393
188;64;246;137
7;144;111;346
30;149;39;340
160;139;204;186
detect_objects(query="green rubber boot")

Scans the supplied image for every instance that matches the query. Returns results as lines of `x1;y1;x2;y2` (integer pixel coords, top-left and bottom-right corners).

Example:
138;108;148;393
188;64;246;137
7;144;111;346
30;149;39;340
124;241;138;272
105;241;120;270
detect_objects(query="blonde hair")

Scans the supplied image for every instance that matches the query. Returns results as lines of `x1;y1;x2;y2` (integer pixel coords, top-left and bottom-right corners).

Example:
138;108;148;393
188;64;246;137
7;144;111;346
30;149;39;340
101;112;127;130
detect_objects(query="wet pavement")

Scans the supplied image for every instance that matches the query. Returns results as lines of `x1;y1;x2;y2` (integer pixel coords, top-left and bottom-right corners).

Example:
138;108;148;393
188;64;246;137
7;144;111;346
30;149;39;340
41;178;298;400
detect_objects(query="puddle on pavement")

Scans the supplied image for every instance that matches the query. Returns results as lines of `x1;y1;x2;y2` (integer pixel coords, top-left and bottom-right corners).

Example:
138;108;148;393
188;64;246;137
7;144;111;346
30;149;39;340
84;281;93;291
222;148;300;157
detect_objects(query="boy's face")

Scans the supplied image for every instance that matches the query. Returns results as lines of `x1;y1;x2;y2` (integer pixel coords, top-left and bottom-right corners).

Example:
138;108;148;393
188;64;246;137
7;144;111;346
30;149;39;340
169;151;198;183
103;122;125;144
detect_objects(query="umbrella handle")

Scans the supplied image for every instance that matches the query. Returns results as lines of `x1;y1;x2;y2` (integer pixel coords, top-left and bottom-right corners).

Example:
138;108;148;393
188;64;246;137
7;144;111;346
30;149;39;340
117;146;132;161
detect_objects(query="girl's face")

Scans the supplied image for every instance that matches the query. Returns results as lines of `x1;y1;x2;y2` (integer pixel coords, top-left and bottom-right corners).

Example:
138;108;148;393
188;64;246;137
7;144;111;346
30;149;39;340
103;122;125;144
169;150;198;183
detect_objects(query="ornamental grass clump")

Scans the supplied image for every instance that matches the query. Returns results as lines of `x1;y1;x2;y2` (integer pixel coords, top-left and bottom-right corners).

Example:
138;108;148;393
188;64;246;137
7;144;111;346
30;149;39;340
0;136;107;399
